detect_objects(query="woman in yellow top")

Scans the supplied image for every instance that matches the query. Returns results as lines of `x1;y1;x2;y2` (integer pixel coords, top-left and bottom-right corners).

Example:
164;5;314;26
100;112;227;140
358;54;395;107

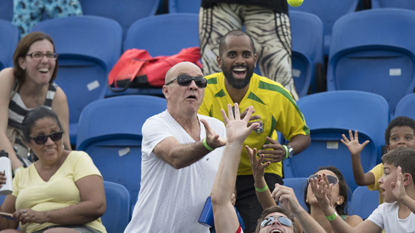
0;107;106;233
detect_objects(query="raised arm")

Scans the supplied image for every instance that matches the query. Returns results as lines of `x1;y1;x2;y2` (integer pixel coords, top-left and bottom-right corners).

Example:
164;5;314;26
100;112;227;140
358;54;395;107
272;184;326;233
341;130;374;186
310;178;380;233
212;104;259;233
13;175;106;225
246;145;274;209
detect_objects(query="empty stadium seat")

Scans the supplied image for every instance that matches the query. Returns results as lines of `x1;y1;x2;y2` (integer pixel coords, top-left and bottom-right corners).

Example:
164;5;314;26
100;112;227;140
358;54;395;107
0;0;13;22
0;20;19;70
289;0;359;55
283;177;308;211
394;93;415;119
372;0;415;10
169;0;201;13
76;95;167;209
283;91;389;192
327;9;415;117
80;0;159;38
290;11;324;97
30;16;123;144
350;186;379;219
102;181;131;233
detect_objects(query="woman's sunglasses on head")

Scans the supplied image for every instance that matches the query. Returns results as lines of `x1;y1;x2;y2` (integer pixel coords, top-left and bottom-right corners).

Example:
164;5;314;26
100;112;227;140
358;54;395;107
307;174;339;185
30;132;63;145
260;215;293;228
165;74;207;88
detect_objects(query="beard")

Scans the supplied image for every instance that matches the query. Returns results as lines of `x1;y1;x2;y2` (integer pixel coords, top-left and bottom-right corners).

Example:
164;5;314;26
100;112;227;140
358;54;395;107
223;65;254;89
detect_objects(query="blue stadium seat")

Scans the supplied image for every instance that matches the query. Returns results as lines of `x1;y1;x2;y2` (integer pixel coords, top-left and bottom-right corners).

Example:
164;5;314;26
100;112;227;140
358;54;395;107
0;0;13;22
30;16;122;145
327;9;415;117
350;186;379;219
372;0;415;10
290;11;324;97
102;181;130;233
283;91;389;192
76;95;167;209
80;0;159;38
169;0;201;13
289;0;359;55
282;177;308;211
394;93;415;119
0;20;19;70
108;13;200;97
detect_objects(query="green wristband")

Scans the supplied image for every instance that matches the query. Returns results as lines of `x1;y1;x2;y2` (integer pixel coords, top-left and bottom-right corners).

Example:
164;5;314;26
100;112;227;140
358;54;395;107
255;185;268;193
203;138;214;151
282;145;289;159
325;211;338;221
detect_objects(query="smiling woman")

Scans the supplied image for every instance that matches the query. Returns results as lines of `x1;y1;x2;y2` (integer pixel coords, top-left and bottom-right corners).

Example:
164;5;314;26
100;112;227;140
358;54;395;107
0;107;107;233
0;31;71;175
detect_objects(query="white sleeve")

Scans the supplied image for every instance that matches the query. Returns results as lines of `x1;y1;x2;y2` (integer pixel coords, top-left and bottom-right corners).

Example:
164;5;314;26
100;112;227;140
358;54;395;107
367;203;385;229
141;115;173;158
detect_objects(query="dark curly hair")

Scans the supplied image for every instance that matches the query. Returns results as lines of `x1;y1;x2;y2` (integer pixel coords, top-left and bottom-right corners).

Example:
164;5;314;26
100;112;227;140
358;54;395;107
384;116;415;146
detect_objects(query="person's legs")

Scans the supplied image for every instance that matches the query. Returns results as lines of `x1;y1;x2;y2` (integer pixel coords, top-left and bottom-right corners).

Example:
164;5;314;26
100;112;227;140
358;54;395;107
235;173;282;233
244;7;298;100
199;3;243;75
45;0;83;19
12;0;44;37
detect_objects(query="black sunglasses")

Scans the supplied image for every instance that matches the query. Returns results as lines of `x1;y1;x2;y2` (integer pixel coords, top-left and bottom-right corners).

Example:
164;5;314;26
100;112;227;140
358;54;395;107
165;74;207;88
260;215;293;228
30;132;63;145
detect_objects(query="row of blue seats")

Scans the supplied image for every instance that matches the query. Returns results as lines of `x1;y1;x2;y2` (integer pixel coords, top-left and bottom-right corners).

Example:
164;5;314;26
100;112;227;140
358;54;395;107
1;8;415;149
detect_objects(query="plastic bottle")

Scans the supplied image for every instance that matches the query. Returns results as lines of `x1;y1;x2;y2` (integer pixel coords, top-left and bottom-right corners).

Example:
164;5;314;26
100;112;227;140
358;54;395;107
0;150;12;195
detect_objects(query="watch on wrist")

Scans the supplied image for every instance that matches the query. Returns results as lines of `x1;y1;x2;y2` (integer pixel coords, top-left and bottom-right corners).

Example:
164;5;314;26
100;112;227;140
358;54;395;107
286;144;294;158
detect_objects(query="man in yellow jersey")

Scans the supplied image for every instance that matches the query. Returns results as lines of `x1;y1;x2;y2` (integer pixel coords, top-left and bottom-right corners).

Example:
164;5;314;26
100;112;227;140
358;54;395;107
198;30;310;232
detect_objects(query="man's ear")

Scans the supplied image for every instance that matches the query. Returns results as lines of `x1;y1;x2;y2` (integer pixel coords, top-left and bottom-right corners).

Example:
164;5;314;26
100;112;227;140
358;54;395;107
216;55;222;69
254;54;258;68
403;173;413;186
162;85;169;99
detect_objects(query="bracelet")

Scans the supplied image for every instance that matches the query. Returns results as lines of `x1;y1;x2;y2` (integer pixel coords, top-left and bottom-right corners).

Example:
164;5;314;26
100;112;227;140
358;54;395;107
203;138;214;151
325;211;338;221
282;145;289;159
255;185;268;193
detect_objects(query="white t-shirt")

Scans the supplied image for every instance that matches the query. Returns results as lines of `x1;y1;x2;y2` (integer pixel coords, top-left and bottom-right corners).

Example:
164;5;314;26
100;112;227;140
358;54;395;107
124;110;226;233
367;201;415;233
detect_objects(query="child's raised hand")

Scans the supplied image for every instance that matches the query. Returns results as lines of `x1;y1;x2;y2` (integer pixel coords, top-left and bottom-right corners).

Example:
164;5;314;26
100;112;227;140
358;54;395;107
246;146;270;181
391;166;407;201
341;130;370;157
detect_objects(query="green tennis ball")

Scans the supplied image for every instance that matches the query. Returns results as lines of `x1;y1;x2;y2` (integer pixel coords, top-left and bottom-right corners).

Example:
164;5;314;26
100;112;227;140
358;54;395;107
288;0;304;7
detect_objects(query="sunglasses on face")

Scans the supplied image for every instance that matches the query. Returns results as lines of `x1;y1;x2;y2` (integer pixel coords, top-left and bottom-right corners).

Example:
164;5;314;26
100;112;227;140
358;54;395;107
307;174;339;185
260;215;293;228
30;132;63;145
165;74;207;88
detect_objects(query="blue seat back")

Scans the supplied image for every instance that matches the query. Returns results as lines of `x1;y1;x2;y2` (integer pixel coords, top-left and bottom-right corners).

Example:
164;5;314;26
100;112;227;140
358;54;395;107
289;0;359;55
0;20;19;70
169;0;201;13
31;16;122;144
283;91;389;192
350;186;379;219
282;178;308;211
102;181;130;233
290;11;324;97
76;96;167;207
124;13;199;56
372;0;415;10
0;0;13;21
80;0;159;38
327;9;415;117
394;93;415;119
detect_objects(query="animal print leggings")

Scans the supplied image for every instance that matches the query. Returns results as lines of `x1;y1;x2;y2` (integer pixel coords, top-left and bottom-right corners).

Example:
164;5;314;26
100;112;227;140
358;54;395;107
199;3;298;100
12;0;83;37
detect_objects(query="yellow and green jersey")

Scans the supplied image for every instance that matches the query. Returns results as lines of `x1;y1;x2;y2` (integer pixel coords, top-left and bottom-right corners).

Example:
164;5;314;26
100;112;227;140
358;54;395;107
199;72;309;176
